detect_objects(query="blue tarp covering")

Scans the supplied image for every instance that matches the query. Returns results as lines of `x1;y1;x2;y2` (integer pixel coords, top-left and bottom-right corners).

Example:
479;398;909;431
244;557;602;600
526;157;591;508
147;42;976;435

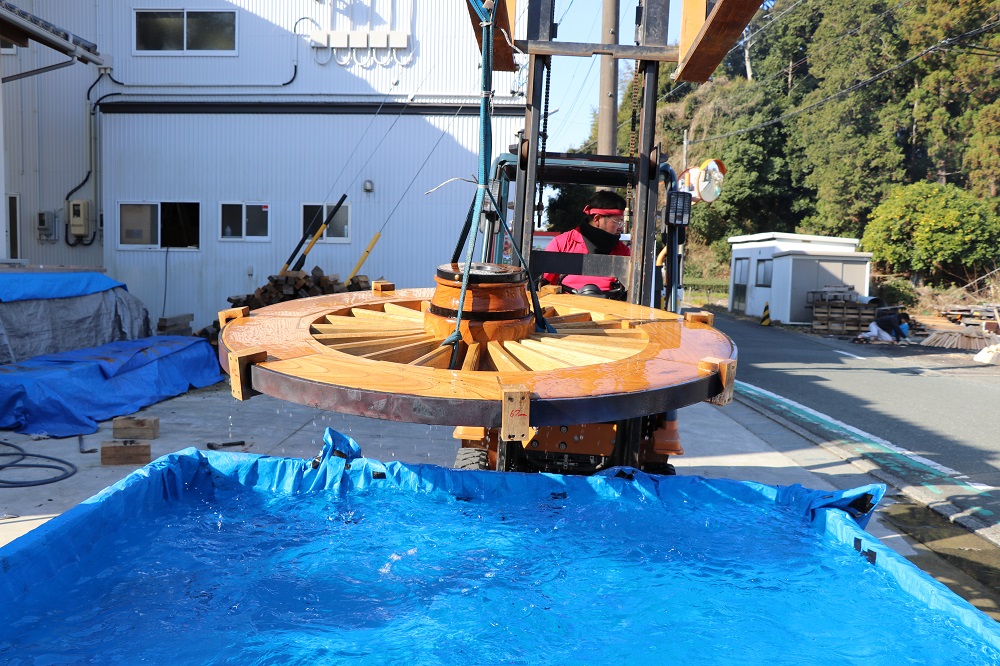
0;336;224;436
0;272;125;302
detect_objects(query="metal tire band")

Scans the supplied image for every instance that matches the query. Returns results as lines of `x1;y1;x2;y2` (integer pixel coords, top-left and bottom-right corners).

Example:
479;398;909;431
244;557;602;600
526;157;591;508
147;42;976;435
427;303;531;321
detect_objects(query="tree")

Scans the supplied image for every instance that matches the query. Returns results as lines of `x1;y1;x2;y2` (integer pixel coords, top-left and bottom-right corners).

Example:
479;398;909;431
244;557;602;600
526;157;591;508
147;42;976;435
861;182;1000;283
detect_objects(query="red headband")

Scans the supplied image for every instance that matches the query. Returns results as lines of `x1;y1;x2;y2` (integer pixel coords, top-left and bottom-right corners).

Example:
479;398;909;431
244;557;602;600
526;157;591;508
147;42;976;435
583;206;624;216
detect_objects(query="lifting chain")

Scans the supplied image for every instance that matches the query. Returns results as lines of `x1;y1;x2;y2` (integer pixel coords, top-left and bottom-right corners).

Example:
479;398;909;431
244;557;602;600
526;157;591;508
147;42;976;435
625;59;641;229
535;56;552;230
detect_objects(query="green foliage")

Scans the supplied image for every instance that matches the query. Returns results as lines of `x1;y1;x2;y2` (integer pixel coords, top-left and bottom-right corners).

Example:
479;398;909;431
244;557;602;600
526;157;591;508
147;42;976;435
877;277;919;307
545;183;594;233
861;182;1000;282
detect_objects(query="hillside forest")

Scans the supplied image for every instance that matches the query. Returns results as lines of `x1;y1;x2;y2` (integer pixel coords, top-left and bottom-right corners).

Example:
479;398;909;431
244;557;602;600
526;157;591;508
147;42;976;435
546;0;1000;292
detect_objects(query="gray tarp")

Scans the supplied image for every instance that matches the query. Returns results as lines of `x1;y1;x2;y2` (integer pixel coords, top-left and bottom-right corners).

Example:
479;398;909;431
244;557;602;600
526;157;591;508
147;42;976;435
0;286;150;365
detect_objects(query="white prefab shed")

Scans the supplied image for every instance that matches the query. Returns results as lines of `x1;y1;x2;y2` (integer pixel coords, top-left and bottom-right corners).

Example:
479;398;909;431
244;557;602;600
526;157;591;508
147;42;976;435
727;232;872;324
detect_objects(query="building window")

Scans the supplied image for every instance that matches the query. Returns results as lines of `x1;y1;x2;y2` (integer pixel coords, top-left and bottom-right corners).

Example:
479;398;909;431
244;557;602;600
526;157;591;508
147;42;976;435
221;203;269;240
135;10;236;53
756;259;773;287
302;203;350;243
119;202;200;248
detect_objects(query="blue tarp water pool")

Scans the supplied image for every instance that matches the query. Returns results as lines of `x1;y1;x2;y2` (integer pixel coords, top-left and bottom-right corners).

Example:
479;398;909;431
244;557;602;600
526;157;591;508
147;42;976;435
2;430;999;665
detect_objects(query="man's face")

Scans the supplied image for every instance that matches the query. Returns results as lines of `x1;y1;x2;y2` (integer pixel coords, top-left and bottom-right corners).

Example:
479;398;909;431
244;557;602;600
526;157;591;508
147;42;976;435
593;214;625;235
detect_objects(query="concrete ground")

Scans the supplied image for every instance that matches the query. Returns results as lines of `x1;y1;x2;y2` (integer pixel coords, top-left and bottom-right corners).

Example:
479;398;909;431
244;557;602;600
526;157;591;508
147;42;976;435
2;381;999;619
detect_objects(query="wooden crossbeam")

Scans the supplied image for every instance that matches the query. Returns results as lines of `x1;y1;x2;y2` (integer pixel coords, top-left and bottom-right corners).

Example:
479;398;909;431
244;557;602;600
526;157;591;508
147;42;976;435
675;0;764;82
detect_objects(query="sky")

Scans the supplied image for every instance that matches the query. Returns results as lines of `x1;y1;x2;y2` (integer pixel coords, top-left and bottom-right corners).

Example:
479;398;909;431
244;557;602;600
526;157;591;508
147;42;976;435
533;0;684;153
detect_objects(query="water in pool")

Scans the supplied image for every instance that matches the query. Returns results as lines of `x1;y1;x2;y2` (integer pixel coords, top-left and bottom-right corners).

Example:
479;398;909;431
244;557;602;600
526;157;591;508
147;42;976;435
0;473;995;665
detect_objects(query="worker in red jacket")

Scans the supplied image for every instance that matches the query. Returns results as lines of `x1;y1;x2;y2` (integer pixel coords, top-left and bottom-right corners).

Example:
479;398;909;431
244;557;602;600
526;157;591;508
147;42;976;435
541;191;630;297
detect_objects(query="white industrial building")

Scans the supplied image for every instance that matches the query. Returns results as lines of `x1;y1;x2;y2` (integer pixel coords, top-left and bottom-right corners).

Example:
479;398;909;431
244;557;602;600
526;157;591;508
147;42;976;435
1;1;526;328
727;232;873;325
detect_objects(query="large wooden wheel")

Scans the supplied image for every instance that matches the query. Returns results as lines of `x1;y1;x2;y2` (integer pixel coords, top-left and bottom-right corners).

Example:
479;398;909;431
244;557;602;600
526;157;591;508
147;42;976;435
219;265;736;429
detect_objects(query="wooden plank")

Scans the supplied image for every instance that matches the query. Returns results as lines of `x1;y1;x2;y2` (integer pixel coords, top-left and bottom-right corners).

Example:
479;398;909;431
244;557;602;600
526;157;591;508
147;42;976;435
218;306;249;328
327;333;434;355
113;416;159;440
382;302;424;320
101;440;152;466
501;341;573;370
699;356;737;406
363;338;444;363
487;341;530;372
461;342;483;371
227;347;268;400
372;280;396;293
546;312;595;325
684;311;715;326
499;382;531;443
410;345;454;369
544;328;647;338
675;0;766;82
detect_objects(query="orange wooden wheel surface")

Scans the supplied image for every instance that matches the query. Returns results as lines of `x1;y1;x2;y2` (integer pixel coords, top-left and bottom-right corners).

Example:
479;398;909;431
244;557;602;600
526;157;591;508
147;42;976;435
219;285;737;428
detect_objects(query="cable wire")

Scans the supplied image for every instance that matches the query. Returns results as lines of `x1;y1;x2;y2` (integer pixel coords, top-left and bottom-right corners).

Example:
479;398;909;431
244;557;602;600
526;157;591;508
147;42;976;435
0;441;77;488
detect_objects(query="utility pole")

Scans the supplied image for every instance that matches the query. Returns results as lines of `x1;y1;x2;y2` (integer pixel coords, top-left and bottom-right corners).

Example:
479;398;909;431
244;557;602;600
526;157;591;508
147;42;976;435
597;0;619;156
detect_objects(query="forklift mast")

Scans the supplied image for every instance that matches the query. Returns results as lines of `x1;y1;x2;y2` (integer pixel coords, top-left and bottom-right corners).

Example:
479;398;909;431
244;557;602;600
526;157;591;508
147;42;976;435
507;0;678;308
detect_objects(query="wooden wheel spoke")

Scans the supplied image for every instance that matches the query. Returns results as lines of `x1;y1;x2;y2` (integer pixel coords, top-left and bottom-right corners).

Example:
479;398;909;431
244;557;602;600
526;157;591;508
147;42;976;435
461;342;483;371
546;312;595;325
409;345;454;369
363;338;445;363
486;341;529;372
321;316;421;332
533;332;646;349
327;333;433;355
383;302;425;320
350;308;425;323
519;338;613;365
501;341;573;370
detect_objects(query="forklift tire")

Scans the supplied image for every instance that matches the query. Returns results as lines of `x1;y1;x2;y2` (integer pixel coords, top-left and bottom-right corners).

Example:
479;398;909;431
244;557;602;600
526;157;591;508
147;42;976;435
642;462;676;476
454;448;490;471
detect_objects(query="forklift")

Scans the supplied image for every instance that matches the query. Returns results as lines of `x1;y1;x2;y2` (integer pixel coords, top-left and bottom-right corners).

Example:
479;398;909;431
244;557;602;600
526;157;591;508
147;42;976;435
451;0;722;475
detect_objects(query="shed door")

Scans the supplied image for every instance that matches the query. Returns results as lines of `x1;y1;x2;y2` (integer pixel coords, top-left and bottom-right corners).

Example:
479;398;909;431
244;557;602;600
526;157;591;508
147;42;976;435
732;258;749;313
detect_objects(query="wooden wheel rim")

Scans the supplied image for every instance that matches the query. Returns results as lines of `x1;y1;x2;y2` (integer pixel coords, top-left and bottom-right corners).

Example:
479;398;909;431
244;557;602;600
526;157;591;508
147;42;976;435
219;288;737;427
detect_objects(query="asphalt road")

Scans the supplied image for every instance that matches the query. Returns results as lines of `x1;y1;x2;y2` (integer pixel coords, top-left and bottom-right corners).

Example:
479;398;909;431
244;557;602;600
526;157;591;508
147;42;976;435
707;310;1000;489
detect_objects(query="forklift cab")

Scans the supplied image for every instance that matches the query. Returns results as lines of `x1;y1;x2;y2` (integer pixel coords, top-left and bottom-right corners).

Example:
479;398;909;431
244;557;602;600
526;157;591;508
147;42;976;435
477;149;673;310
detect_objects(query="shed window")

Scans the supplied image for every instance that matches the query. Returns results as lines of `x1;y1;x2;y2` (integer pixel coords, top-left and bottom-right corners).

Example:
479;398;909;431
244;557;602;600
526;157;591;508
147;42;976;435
756;259;773;287
120;202;200;249
221;203;269;240
135;10;236;52
302;203;350;243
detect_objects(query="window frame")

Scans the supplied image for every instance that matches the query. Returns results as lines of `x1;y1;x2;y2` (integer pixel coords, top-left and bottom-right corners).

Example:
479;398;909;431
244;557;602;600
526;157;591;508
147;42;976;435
133;9;238;56
118;201;201;250
220;202;271;242
755;258;773;288
302;202;351;244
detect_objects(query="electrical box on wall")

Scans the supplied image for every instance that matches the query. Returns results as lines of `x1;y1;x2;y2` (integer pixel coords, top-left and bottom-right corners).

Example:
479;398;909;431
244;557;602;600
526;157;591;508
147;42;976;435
69;200;90;237
37;210;55;239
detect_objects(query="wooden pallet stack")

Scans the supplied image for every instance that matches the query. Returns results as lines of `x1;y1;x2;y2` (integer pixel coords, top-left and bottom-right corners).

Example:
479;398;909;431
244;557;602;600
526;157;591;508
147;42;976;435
194;267;374;347
811;302;877;334
920;327;1000;351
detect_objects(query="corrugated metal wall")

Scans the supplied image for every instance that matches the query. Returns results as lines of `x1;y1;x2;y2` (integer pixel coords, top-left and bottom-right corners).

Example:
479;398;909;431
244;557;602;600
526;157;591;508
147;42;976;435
3;1;529;327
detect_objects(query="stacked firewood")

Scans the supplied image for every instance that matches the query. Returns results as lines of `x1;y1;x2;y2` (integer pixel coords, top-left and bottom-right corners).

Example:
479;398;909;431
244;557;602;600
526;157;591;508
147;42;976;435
194;267;373;346
920;327;1000;351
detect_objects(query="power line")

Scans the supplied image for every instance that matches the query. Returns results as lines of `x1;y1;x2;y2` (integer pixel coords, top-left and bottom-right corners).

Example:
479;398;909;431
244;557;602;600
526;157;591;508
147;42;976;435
689;18;1000;146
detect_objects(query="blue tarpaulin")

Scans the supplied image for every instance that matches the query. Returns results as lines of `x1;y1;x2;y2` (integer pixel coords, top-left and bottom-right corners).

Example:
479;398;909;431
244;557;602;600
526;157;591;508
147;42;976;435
2;435;999;663
0;336;223;436
0;272;125;302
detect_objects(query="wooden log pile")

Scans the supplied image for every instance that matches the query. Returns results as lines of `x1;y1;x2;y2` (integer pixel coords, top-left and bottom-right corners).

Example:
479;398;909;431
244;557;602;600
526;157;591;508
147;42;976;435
194;267;373;346
157;313;194;336
920;327;1000;351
